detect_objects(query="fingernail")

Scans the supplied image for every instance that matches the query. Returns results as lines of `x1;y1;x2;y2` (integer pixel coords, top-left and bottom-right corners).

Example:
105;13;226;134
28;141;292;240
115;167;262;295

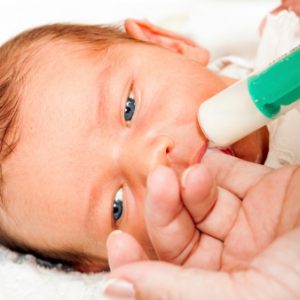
182;165;199;189
104;279;135;299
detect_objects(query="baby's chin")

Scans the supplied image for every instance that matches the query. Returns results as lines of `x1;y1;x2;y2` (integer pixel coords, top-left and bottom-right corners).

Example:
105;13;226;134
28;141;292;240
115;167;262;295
230;126;269;164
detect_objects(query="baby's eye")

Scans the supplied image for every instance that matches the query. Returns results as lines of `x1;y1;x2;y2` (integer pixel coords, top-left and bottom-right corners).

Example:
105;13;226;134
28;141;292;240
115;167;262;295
113;188;123;222
124;91;136;122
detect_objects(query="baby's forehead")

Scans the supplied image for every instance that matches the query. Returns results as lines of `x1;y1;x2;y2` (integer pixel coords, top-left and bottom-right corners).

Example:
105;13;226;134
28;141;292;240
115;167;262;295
27;39;142;83
22;39;113;93
29;40;104;69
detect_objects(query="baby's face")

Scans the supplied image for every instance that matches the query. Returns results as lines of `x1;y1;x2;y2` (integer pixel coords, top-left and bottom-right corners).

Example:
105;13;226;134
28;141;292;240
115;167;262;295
1;40;227;267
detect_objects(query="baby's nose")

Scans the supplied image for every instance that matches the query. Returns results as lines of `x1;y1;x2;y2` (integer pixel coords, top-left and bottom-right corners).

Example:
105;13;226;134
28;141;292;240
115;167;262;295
146;135;174;172
126;134;174;184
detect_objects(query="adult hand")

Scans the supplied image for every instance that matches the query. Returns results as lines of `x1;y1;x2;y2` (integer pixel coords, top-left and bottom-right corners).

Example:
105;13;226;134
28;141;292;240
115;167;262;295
105;230;300;299
105;152;300;299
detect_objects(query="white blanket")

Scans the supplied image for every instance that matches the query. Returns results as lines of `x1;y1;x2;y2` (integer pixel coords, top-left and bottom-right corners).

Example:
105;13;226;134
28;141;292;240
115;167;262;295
257;11;300;168
0;245;108;300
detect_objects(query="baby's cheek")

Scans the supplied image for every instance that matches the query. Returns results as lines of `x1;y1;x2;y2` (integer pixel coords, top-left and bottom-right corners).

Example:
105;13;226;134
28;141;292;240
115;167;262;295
125;220;156;259
121;189;156;258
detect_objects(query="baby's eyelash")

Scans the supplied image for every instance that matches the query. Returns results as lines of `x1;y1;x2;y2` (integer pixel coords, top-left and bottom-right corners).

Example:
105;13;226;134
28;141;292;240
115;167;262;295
124;91;136;123
112;187;123;223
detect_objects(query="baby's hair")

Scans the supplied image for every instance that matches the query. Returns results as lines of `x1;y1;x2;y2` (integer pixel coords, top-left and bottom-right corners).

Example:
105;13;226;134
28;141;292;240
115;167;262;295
0;23;137;269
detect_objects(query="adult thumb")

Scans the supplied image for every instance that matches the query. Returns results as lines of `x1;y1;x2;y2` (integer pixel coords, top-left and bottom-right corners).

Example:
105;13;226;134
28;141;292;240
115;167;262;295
104;261;235;300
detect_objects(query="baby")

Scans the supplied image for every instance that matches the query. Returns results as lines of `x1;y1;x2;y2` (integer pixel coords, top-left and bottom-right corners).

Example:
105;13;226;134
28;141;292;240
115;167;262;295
0;19;273;272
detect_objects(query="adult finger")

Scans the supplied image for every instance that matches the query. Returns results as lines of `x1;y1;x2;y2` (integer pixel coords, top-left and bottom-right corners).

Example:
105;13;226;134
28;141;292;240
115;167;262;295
202;150;271;198
104;229;300;300
104;261;235;300
107;230;148;271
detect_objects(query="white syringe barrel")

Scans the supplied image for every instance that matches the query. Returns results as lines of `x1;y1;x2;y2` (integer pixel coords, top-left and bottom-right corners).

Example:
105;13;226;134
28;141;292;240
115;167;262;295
198;46;300;147
198;79;270;146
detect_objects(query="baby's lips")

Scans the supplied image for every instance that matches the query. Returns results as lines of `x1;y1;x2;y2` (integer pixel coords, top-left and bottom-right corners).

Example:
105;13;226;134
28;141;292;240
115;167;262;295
218;147;235;156
190;141;208;164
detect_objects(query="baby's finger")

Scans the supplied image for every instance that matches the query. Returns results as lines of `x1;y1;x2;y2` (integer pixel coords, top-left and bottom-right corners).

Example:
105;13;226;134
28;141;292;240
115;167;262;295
181;164;217;224
145;165;199;264
202;150;271;198
198;187;241;241
181;162;241;244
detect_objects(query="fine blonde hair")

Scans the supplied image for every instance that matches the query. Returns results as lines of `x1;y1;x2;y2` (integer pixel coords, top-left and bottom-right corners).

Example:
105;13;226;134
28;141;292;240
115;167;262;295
0;23;135;268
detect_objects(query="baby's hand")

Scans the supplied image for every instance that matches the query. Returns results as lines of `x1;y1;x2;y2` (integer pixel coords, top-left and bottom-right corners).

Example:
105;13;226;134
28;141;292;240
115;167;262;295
140;163;223;269
107;153;242;270
139;159;245;270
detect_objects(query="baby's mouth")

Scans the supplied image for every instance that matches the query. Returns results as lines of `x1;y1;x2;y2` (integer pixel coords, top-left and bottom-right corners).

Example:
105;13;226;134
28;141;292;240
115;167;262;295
218;147;235;156
191;144;235;164
191;141;208;164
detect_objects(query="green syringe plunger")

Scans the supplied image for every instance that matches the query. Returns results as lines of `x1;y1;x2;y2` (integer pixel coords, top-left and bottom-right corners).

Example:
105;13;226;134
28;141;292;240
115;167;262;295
198;46;300;146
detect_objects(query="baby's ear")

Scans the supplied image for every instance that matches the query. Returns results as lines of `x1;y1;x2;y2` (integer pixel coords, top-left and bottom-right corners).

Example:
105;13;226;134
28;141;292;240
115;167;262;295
124;19;210;65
